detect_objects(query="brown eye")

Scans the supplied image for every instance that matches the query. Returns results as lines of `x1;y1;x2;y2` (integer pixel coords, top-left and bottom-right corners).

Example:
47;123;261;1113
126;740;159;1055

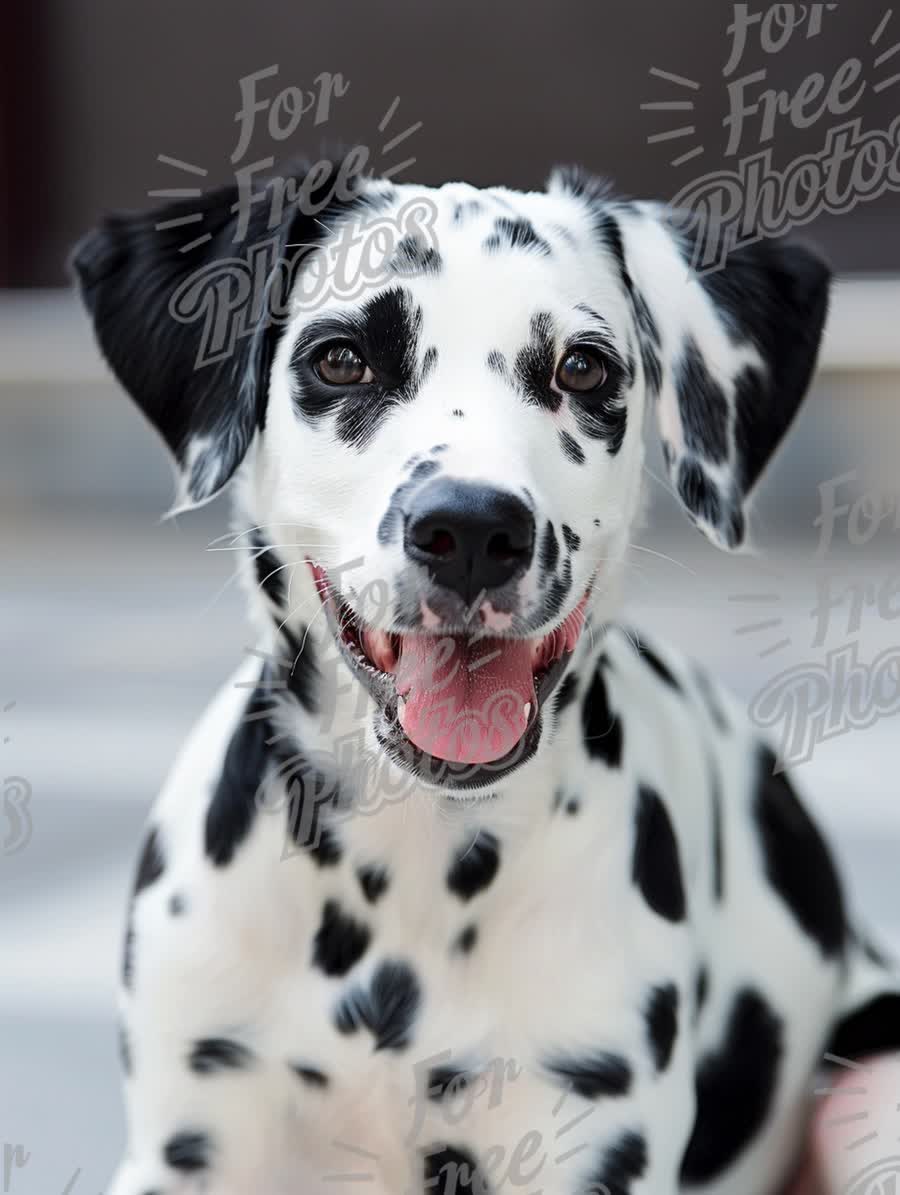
315;343;372;386
555;347;608;393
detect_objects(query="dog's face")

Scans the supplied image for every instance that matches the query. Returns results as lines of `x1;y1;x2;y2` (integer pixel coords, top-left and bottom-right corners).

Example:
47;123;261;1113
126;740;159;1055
73;163;829;790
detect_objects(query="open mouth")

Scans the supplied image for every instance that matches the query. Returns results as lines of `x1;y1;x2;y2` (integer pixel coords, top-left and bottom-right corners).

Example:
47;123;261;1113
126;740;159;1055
309;562;589;786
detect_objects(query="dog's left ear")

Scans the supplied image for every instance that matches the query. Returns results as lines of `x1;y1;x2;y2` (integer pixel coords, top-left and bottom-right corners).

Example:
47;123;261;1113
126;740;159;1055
619;207;831;550
71;161;368;511
549;169;831;549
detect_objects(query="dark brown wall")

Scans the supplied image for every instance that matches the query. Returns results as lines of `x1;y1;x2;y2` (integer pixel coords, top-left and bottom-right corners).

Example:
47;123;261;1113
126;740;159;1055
8;0;899;284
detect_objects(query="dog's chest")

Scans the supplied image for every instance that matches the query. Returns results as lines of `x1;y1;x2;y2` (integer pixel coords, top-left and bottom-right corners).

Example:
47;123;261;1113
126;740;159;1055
189;787;652;1191
228;782;639;1048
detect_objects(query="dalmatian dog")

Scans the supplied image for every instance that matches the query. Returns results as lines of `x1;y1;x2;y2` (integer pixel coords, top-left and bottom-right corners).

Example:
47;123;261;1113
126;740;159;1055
74;160;900;1195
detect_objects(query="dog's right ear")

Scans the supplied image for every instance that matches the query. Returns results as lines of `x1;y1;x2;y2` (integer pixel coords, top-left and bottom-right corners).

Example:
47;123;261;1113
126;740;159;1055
71;163;366;510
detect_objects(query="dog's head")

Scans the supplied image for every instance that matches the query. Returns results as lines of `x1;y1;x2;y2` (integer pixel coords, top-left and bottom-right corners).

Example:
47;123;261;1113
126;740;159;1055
73;161;829;792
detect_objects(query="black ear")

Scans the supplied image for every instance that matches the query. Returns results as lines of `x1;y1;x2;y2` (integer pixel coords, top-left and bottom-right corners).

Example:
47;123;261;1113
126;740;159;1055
622;213;830;550
71;160;372;508
547;168;831;550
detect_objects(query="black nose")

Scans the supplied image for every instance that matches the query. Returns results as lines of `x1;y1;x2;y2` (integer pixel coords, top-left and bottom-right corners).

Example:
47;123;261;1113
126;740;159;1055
405;479;535;605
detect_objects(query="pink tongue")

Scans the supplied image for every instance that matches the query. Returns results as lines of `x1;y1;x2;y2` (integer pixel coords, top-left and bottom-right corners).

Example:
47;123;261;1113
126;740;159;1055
394;634;535;765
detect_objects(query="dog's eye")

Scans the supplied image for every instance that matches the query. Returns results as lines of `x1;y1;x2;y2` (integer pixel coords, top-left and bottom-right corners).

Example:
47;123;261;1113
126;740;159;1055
555;348;608;393
314;343;373;386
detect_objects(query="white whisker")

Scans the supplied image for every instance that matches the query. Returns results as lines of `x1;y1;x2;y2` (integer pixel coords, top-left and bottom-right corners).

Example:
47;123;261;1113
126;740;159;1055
627;542;696;575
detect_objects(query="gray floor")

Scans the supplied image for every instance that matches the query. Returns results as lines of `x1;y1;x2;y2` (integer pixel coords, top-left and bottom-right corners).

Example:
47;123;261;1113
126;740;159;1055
2;384;900;1191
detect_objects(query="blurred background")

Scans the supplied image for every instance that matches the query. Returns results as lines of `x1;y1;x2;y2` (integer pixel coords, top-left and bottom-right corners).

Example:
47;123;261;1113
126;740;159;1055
1;2;899;1189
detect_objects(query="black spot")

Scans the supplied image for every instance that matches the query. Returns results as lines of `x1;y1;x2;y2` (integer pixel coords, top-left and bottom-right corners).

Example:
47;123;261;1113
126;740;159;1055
569;364;629;455
856;932;893;968
584;1130;648;1195
559;429;586;464
122;921;136;990
279;625;320;715
645;983;679;1072
189;1037;255;1074
163;1130;211;1173
723;501;746;549
451;408;465;418
486;349;508;376
544;1050;632;1099
118;1022;132;1076
540;521;560;578
412;461;440;482
378;459;441;546
678;458;722;528
122;826;166;989
590;207;662;402
631;635;681;690
632;785;686;922
710;760;724;902
427;1062;473;1100
134;826;165;893
250;534;285;605
334;959;421;1051
514;312;560;413
631;289;663;400
561;524;581;552
693;666;729;732
378;505;400;545
826;994;900;1061
694;965;709;1021
291;285;423;451
422;1143;490;1194
680;988;783;1184
753;744;845;957
304;819;343;867
390;233;442;277
205;688;270;867
313;900;371;977
447;831;501;902
592;209;629;282
453;198;483;224
454;924;478;954
284;755;343;867
358;863;390;904
675;337;729;464
582;667;624;769
553;671;579;718
553;164;616;203
169;892;186;916
547;556;572;617
483;215;551;256
576;301;606;323
288;1062;329;1088
553;221;578;246
565;797;581;816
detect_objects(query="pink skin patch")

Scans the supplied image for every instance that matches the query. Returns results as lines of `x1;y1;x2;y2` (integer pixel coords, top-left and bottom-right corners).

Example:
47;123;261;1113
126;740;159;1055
479;601;514;632
786;1053;900;1195
420;601;442;630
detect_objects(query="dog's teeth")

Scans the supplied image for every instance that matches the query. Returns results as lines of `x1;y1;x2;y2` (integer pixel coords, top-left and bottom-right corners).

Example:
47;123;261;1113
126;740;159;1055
523;702;531;720
397;695;406;712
